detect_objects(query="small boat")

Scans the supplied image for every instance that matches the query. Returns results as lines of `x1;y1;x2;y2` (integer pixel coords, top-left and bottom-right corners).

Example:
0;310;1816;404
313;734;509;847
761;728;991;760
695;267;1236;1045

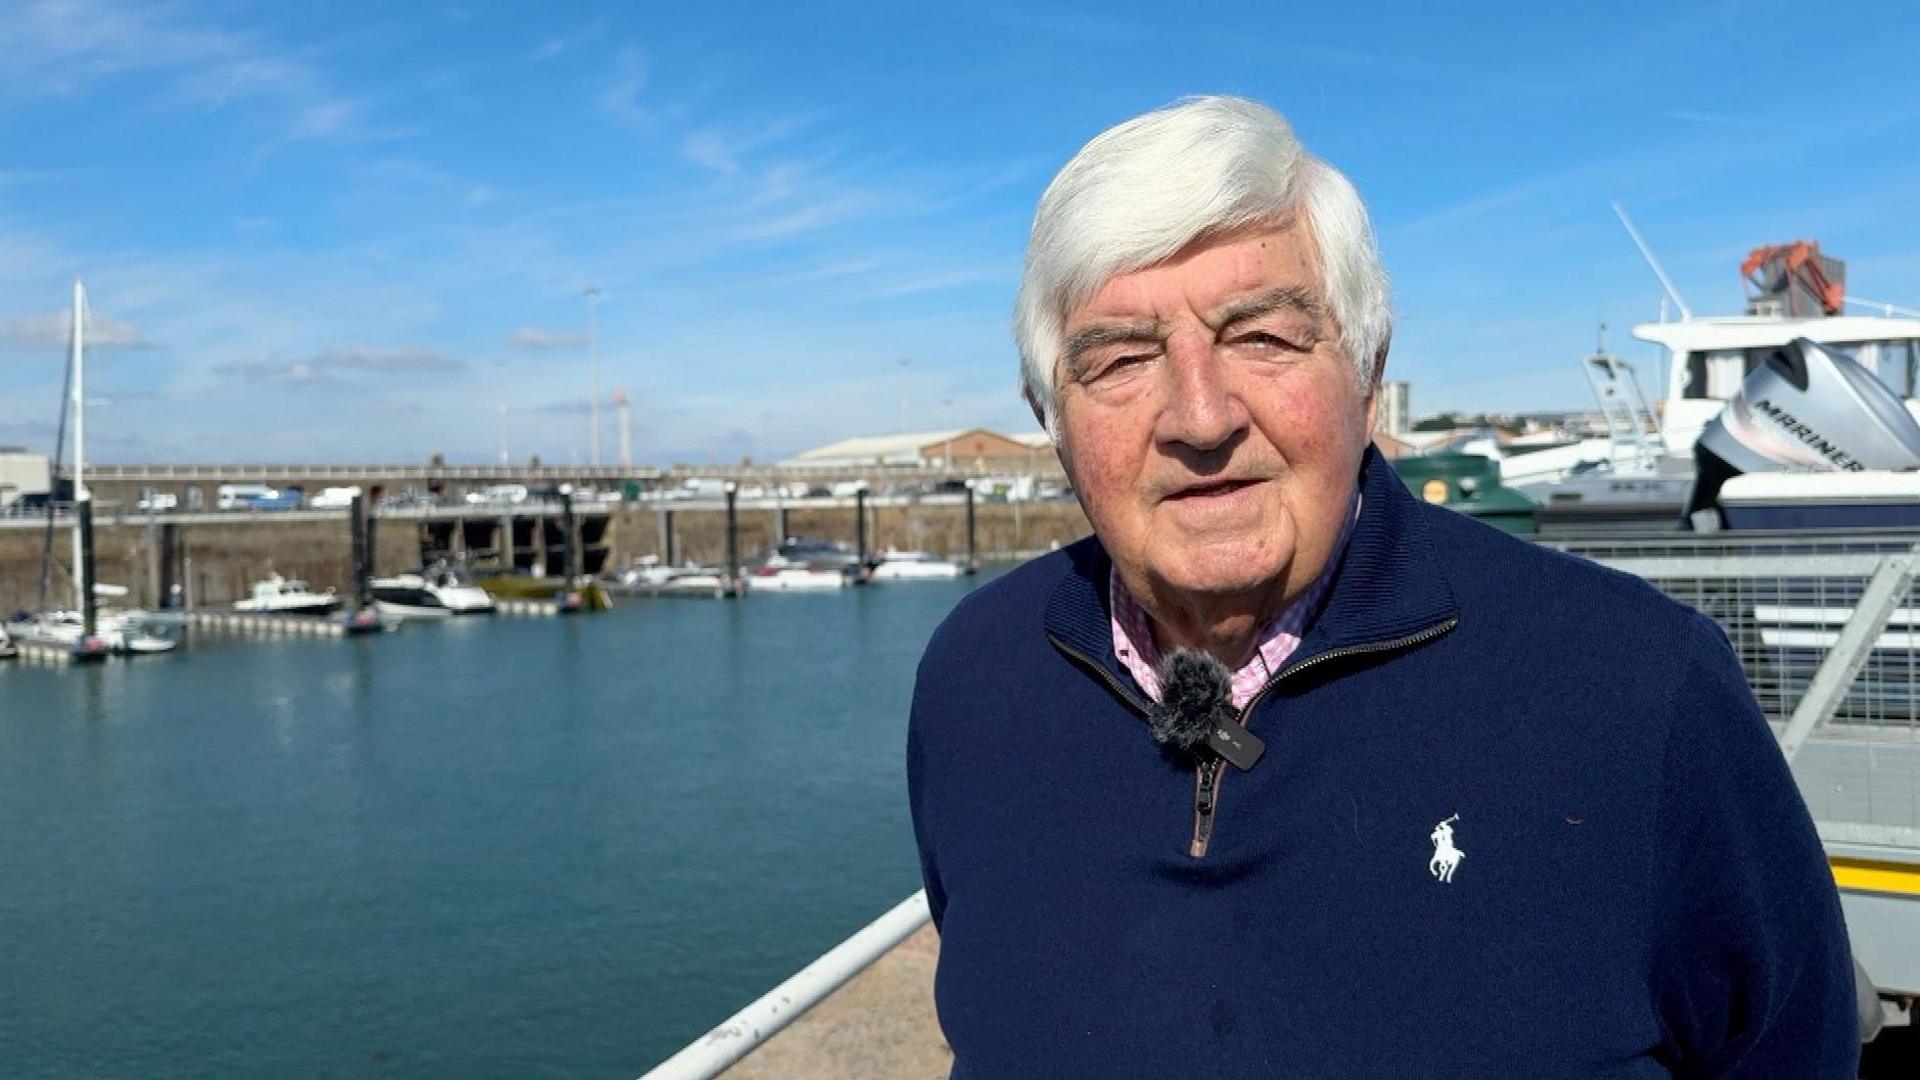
868;550;966;580
772;537;862;571
1714;471;1920;531
234;574;343;617
476;573;613;611
609;558;737;598
745;564;850;591
0;624;15;660
4;609;172;655
370;564;497;620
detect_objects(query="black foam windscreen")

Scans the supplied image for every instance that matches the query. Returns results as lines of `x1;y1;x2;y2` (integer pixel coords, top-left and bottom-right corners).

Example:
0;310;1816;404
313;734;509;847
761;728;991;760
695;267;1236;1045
1148;648;1235;756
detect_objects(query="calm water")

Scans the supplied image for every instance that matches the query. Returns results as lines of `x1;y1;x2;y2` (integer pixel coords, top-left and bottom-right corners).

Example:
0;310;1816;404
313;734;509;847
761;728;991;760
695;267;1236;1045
0;571;1000;1078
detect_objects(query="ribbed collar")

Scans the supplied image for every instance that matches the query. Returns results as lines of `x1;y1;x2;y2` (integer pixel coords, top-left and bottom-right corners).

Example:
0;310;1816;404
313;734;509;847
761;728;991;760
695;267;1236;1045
1043;445;1460;689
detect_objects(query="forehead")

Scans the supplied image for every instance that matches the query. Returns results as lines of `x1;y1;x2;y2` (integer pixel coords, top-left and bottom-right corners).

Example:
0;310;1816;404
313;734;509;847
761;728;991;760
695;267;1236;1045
1070;220;1320;324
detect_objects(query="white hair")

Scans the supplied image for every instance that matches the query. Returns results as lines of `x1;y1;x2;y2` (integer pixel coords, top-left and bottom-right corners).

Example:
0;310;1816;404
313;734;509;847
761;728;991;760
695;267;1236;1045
1013;95;1391;435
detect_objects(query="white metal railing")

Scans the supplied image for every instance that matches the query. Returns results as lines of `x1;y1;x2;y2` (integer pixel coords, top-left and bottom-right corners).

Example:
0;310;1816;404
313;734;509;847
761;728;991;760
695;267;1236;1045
639;891;930;1080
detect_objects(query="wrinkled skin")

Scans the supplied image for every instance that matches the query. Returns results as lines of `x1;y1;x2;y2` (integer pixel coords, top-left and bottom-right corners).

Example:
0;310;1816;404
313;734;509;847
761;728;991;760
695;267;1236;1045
1053;220;1379;665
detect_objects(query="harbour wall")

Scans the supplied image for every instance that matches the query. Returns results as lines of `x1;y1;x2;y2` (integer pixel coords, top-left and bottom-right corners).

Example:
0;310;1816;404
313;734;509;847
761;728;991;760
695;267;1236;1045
618;500;1091;567
0;501;1092;612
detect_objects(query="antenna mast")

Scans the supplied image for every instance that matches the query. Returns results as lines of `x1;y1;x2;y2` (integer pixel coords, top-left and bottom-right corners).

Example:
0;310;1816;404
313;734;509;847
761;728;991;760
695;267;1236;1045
1611;203;1692;321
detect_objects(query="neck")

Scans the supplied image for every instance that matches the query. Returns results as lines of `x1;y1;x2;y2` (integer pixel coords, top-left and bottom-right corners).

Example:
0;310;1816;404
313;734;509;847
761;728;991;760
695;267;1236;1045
1136;575;1293;670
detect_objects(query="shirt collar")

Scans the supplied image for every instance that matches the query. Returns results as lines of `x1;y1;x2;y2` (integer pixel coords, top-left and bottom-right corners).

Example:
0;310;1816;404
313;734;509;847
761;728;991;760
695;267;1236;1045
1108;491;1361;708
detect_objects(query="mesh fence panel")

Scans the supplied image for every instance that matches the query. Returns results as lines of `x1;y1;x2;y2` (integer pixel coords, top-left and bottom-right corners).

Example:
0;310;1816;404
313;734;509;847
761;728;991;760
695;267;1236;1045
1543;532;1920;833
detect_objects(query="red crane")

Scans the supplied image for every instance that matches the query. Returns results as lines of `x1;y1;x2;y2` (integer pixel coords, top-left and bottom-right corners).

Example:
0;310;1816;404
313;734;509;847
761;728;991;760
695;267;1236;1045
1741;241;1845;317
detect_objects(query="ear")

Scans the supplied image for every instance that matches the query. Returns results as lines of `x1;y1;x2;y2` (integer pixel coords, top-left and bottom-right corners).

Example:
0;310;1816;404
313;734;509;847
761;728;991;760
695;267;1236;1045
1022;385;1049;432
1362;337;1390;433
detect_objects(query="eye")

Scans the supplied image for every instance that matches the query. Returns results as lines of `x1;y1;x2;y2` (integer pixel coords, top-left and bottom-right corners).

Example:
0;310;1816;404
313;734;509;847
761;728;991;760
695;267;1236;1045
1231;331;1303;353
1080;350;1156;384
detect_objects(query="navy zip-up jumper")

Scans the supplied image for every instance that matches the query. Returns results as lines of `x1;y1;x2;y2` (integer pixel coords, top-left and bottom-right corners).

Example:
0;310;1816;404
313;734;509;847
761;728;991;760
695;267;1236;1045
907;449;1856;1078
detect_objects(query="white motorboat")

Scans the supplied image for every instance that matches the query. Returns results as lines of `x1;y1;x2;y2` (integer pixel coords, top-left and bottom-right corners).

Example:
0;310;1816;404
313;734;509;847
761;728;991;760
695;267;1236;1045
771;537;862;571
611;559;736;597
1519;237;1920;531
370;564;496;619
234;574;343;617
745;564;849;591
868;550;965;580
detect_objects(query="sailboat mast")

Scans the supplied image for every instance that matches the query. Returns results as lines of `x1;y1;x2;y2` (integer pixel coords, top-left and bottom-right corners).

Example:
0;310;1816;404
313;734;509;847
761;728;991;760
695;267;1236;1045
69;280;90;617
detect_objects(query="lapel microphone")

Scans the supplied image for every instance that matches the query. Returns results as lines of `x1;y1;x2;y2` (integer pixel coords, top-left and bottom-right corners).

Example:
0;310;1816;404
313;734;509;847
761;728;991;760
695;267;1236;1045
1148;648;1267;772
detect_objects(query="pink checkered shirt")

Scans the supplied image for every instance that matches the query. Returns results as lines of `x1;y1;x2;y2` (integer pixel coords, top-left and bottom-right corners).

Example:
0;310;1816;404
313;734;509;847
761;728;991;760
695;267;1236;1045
1111;493;1361;710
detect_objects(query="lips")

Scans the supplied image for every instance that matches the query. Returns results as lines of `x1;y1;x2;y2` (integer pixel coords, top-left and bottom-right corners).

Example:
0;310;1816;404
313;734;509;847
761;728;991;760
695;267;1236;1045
1164;477;1263;501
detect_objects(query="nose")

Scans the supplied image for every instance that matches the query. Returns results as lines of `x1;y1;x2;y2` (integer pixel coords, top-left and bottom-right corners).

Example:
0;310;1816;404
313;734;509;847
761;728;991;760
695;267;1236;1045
1154;332;1247;453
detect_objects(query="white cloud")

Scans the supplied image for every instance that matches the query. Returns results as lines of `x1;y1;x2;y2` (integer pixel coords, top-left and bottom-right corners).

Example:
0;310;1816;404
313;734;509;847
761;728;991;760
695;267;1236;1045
681;116;812;175
215;346;463;384
529;18;608;63
596;46;649;128
506;328;586;349
0;308;150;348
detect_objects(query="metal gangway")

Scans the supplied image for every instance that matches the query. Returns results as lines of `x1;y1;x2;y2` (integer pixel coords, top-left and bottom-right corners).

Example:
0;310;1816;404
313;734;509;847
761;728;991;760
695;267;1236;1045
1552;529;1920;1035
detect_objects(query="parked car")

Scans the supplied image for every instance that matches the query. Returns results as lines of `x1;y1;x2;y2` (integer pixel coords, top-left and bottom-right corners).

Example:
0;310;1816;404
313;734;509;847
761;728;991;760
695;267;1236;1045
379;489;439;511
309;486;362;510
136;492;178;512
464;484;528;506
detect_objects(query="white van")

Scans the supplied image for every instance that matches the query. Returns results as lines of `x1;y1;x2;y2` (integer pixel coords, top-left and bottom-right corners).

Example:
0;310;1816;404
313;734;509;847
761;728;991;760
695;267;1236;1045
309;486;362;510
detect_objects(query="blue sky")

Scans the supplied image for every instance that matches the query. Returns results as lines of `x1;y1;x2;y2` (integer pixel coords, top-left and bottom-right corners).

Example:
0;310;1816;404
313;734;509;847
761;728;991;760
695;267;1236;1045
1;0;1917;465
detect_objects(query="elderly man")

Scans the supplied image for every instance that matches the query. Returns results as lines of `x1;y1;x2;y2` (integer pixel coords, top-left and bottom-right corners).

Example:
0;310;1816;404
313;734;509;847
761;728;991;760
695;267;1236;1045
907;97;1856;1078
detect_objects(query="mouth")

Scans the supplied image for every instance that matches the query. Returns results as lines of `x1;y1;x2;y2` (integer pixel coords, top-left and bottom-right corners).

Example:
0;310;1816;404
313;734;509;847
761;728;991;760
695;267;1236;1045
1164;477;1264;502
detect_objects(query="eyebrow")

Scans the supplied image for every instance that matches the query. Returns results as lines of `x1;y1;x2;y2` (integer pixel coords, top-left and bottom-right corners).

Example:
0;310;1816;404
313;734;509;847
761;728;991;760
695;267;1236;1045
1062;321;1161;375
1213;285;1326;329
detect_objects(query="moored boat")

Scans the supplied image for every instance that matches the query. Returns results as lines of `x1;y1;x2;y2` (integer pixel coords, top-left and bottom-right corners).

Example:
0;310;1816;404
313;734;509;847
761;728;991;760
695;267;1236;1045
370;564;497;620
234;574;343;617
868;551;966;580
745;565;850;591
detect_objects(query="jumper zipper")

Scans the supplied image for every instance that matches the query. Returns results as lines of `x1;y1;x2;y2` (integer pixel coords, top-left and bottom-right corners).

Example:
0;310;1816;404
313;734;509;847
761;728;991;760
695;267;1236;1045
1188;616;1459;857
1050;615;1459;858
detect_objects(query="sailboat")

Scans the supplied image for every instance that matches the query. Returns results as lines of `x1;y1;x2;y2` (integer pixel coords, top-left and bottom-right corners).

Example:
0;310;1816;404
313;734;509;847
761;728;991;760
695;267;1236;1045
4;281;175;659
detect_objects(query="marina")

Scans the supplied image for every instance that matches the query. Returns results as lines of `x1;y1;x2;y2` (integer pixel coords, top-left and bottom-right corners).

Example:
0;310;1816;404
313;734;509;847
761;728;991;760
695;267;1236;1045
0;570;999;1076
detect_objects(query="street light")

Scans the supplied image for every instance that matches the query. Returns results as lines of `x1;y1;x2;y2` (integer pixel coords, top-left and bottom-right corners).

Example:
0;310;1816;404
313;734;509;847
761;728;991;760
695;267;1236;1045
584;285;602;468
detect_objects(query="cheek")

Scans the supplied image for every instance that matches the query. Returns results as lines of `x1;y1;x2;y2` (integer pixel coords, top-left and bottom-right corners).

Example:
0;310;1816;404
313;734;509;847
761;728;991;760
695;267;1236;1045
1061;410;1149;513
1261;372;1370;466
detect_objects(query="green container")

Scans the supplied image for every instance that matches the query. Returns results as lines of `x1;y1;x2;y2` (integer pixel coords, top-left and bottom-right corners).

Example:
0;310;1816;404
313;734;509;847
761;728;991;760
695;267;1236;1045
1391;453;1537;535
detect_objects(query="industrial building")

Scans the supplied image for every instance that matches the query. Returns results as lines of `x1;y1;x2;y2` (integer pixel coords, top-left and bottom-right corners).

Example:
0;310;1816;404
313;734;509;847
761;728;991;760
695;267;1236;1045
0;448;50;508
781;429;1054;473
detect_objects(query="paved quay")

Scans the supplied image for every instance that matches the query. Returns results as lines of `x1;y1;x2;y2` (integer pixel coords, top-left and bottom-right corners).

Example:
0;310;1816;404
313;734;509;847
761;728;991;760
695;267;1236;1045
719;925;949;1079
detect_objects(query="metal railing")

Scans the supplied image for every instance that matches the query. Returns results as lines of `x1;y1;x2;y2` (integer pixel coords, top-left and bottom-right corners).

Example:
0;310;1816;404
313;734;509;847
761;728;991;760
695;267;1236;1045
638;891;931;1080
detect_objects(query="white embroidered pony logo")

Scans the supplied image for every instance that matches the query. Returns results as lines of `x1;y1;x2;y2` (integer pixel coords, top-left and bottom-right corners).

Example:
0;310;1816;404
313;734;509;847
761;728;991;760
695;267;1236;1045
1429;814;1464;884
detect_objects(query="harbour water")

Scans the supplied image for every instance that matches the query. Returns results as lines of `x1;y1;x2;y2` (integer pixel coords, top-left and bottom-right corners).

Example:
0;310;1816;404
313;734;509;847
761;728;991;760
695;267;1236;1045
0;571;1001;1077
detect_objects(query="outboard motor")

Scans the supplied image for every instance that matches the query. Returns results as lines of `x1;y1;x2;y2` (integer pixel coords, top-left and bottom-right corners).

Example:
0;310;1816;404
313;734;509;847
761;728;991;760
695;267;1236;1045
1686;337;1920;528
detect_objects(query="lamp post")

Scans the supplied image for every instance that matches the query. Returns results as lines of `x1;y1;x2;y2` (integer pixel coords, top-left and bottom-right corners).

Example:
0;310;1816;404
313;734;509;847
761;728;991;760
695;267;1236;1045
585;285;602;467
897;356;910;434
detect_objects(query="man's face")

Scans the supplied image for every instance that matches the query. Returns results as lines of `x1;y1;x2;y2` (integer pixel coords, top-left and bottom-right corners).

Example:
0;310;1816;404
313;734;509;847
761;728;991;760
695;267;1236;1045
1055;220;1377;607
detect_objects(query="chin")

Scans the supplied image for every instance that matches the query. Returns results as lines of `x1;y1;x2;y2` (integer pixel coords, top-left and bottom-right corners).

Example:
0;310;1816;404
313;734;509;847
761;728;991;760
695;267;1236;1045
1155;544;1291;598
